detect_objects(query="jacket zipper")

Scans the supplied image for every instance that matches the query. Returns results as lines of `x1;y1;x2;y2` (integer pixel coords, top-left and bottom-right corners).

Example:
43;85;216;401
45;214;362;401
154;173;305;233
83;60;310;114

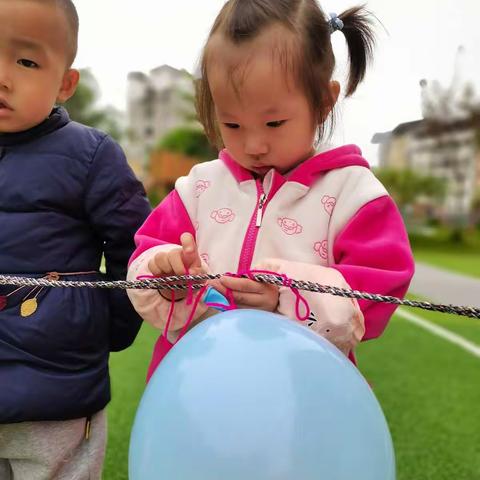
237;179;269;272
255;192;267;227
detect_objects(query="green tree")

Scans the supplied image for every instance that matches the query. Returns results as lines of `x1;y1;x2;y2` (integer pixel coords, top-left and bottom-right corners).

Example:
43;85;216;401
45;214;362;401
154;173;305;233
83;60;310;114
156;126;217;161
374;167;447;213
472;187;480;227
63;68;123;140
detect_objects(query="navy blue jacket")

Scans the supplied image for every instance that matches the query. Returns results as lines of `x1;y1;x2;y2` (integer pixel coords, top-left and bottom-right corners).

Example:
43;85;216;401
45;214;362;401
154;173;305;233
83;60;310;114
0;107;151;423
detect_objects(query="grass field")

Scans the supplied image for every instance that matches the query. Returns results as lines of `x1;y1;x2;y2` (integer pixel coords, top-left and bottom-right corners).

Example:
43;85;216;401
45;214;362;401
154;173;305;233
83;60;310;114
410;230;480;279
357;314;480;480
413;248;480;280
104;324;157;479
103;305;480;480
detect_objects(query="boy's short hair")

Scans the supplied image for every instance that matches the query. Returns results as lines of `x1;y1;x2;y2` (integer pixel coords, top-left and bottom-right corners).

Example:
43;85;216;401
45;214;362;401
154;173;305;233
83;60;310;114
56;0;79;65
41;0;79;66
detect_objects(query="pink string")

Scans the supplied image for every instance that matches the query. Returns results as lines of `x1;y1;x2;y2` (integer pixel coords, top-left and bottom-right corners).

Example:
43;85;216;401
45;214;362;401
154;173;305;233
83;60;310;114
203;300;236;311
227;269;311;321
137;273;202;342
163;289;176;339
136;267;311;347
176;284;209;342
225;289;236;308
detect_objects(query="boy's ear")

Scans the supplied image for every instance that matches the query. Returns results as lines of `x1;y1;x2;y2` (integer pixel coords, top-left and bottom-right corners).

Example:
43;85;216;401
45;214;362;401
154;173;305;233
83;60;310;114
56;68;80;103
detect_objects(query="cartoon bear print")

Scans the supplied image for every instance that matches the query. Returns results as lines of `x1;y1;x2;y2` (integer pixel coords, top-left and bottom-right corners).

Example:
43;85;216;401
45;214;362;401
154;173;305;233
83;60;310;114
321;195;336;215
211;208;235;224
277;217;303;235
314;240;328;259
195;180;211;198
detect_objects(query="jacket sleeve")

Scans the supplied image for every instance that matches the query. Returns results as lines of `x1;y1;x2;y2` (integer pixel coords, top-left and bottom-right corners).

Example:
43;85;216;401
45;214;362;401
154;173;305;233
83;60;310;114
127;189;209;340
331;195;415;340
84;134;152;351
254;258;365;356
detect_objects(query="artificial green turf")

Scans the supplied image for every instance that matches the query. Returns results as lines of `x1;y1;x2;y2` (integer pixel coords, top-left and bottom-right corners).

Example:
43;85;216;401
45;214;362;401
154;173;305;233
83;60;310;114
104;323;157;480
103;316;480;479
405;294;480;345
357;317;480;480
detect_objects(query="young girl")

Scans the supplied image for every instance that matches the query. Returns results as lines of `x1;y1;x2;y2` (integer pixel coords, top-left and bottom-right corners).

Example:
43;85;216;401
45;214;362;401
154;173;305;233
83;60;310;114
127;0;415;380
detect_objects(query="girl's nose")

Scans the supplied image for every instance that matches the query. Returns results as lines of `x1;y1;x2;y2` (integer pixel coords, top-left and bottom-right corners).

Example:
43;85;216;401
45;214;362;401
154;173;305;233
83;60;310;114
244;134;268;157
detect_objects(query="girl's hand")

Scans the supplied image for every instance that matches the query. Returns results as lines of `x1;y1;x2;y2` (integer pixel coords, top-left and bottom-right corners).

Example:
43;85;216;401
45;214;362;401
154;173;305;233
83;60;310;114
148;233;205;299
212;276;279;312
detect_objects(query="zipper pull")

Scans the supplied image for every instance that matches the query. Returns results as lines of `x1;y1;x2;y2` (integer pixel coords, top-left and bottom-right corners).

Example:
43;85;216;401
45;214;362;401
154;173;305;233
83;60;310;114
256;193;267;227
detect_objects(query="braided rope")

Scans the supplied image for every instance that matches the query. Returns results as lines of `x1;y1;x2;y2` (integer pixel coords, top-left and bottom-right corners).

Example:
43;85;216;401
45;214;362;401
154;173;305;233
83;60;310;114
1;273;479;319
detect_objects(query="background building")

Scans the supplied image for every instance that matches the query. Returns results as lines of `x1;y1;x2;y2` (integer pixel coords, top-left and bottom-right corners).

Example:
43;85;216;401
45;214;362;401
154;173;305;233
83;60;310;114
125;65;196;178
372;47;480;224
373;119;479;222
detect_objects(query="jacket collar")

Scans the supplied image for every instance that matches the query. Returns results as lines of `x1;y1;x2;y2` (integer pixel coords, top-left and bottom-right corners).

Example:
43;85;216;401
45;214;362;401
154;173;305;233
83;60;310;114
220;145;370;188
0;107;70;147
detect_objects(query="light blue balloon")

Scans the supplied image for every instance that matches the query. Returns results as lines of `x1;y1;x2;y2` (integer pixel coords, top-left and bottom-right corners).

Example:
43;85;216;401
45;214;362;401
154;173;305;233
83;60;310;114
129;310;395;480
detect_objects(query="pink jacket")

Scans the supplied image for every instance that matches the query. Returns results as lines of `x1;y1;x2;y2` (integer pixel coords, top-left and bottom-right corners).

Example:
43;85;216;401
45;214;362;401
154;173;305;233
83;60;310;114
127;145;414;359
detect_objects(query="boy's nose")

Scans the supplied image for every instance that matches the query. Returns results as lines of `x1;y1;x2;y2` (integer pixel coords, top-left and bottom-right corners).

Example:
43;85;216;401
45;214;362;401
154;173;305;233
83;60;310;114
0;70;12;91
0;60;12;90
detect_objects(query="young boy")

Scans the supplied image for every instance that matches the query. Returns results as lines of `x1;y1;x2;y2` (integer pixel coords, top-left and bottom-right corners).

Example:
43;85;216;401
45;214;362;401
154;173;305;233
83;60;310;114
0;0;151;478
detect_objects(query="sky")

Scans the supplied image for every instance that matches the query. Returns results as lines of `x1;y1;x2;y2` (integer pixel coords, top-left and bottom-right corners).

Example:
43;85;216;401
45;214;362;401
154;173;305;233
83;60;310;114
74;0;480;164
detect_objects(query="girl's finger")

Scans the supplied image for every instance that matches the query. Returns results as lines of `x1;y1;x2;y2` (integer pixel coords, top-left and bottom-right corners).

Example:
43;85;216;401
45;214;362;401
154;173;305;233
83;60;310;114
149;253;171;275
230;291;265;308
219;276;263;293
180;232;202;270
168;249;189;276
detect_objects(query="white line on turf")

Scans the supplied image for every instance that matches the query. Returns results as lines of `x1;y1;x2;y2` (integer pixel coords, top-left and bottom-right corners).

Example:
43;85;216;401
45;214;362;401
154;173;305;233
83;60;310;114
397;308;480;358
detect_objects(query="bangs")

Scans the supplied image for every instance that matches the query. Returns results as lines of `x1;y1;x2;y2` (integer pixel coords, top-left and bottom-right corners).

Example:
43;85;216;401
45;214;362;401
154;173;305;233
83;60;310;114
204;25;304;101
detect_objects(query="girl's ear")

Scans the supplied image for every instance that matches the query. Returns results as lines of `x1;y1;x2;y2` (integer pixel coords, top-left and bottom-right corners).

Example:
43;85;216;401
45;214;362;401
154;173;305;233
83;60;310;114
56;69;80;103
319;81;341;123
329;80;341;105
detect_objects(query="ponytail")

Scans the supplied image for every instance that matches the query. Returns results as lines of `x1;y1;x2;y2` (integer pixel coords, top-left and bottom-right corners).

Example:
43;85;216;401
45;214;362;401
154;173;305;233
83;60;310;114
337;5;376;96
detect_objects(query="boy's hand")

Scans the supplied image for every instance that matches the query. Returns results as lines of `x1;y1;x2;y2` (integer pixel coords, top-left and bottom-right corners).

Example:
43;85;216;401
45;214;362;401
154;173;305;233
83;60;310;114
148;233;205;299
211;276;279;312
